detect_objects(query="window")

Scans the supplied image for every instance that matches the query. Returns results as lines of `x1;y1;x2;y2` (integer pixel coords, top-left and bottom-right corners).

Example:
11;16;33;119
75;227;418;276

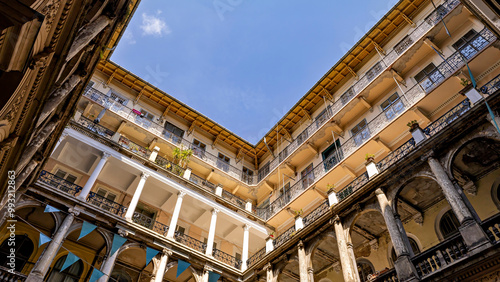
54;169;78;184
301;163;315;188
203;238;217;250
163;121;184;144
91;188;118;211
322;139;343;171
242;167;254;184
452;30;478;50
235;253;242;261
192;139;206;158
111;270;132;282
258;162;270;182
279;182;290;196
176;226;186;235
340;87;355;105
381;93;405;120
217;153;230;172
296;130;309;145
315;107;330;127
0;235;33;272
357;260;375;282
414;63;444;91
439;210;460;239
47;255;83;282
351;119;370;146
391;238;421;262
258;198;270;209
132;204;156;229
109;91;128;105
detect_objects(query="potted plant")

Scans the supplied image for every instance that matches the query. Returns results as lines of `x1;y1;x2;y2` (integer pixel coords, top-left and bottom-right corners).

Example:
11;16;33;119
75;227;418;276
268;232;275;239
458;78;483;104
294;209;303;218
407;120;426;144
326;183;335;194
364;154;379;179
173;146;193;169
365;153;375;163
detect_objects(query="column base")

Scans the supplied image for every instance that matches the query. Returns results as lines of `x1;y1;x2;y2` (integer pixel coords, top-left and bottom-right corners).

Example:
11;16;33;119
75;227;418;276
26;272;45;282
459;219;492;251
394;255;419;282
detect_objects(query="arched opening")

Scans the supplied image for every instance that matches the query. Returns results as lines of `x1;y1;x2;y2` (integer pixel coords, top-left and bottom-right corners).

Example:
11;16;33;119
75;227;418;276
278;260;300;282
357;259;375;282
439;210;460;239
46;255;84;282
163;261;197;282
390;238;421;262
111;246;151;281
310;232;342;281
0;234;34;272
111;269;133;282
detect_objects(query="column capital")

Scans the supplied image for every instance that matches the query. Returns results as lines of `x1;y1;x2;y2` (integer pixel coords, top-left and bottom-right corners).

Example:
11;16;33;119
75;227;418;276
178;190;187;198
68;207;81;216
421;150;435;162
162;248;173;256
331;214;341;224
141;172;150;180
243;224;251;231
264;262;273;271
61;132;69;139
374;187;386;196
212;208;220;215
102;152;111;160
297;240;304;250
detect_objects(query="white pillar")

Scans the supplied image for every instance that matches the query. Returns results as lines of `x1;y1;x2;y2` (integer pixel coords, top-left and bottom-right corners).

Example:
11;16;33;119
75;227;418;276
241;224;250;271
154;251;170;282
166;191;186;239
77;152;110;200
97;247;119;282
295;216;304;231
205;208;219;256
125;173;149;220
149;146;160;162
266;237;274;253
333;215;358;282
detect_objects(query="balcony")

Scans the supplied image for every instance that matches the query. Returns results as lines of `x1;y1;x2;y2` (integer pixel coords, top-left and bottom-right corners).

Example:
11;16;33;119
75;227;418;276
82;88;255;186
256;27;496;220
0;266;27;282
254;0;461;184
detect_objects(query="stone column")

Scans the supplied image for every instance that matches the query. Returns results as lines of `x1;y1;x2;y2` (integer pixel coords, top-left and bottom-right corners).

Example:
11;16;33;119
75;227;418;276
427;156;490;249
241;224;250;271
346;241;361;282
26;209;79;282
205;208;219;256
77;152;110;200
265;263;279;282
97;248;119;282
36;76;82;127
375;189;418;281
166;191;186;239
125;173;150;220
16;120;60;174
333;216;358;282
394;214;414;257
297;241;308;282
153;250;170;282
66;15;112;61
51;132;69;155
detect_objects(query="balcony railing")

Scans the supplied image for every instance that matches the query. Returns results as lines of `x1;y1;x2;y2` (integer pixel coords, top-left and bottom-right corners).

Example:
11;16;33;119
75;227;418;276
118;136;151;159
78;115;116;139
221;189;246;209
189;173;216;193
273;225;296;249
132;212;155;229
174;232;207;253
255;0;461;183
213;248;242;269
482;213;500;244
87;192;127;217
0;266;27;282
256;27;495;220
38;170;82;196
83;88;253;185
247;247;266;268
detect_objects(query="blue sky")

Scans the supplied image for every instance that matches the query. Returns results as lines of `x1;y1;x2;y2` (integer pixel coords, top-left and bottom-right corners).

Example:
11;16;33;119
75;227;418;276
112;0;395;144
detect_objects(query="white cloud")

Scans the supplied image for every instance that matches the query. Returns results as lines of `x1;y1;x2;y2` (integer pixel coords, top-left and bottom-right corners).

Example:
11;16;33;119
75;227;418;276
123;30;136;44
140;12;170;37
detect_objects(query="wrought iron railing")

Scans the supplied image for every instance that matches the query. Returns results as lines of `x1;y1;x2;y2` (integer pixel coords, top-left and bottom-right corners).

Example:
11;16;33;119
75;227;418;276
255;0;461;183
247;247;266;268
174;232;207;253
256;27;495;220
213;248;242;269
411;234;467;278
189;173;216;193
273;225;296;249
154;154;186;177
153;221;169;236
118;136;151;159
132;212;155;229
87;192;127;217
221;189;246;210
303;200;330;226
370;268;399;282
83;87;253;185
38;170;83;196
78;115;116;139
423;99;472;137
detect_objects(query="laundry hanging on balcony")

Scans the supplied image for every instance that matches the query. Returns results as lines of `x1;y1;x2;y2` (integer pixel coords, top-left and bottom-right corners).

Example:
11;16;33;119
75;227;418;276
132;109;142;115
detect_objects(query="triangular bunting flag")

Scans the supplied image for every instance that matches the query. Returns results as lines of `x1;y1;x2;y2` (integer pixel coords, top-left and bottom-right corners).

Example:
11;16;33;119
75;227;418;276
39;233;51;247
176;259;191;278
44;205;60;213
110;234;127;257
146;247;160;266
61;252;80;272
78;221;97;240
208;271;221;282
89;269;105;282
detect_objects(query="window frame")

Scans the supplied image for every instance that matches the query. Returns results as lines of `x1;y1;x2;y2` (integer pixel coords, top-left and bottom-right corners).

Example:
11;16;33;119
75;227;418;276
381;93;405;120
351;119;371;146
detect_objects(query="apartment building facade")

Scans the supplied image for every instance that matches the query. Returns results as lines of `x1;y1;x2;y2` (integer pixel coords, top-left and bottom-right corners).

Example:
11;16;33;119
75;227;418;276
3;0;500;281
